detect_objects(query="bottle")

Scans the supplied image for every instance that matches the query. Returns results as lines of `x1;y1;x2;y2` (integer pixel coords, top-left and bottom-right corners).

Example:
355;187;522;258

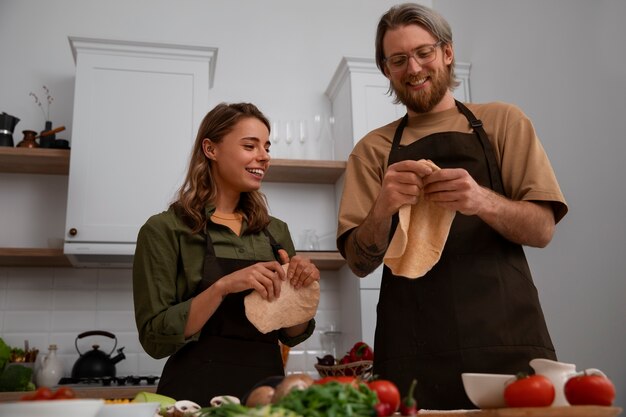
35;344;64;388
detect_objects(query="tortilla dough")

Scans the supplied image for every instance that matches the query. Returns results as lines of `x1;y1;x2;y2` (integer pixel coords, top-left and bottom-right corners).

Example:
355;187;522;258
244;264;320;334
383;160;456;279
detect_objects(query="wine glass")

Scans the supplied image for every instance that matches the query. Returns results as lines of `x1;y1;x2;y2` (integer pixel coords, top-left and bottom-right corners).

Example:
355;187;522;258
298;119;308;159
284;120;294;158
270;120;281;158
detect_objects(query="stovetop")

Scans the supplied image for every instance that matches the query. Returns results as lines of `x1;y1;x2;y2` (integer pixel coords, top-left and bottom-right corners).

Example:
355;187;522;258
58;375;160;387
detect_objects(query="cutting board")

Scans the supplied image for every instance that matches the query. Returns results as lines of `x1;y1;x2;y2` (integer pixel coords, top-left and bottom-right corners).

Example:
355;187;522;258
419;406;623;417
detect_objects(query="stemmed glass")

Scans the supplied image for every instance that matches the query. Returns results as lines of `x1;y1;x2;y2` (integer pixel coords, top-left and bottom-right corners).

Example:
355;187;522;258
284;121;294;158
298;120;308;159
270;120;281;158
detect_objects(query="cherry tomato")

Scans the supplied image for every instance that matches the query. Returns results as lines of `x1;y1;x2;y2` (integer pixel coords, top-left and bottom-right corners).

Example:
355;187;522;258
504;374;555;407
368;379;401;413
32;387;54;401
52;386;77;400
564;372;615;406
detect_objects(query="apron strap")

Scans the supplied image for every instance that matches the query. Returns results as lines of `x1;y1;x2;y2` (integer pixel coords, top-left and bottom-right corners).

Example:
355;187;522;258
263;229;284;262
454;100;506;196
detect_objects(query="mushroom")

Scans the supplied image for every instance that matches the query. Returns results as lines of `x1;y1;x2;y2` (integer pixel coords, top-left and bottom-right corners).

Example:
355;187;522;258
210;395;240;407
166;400;201;417
245;385;276;407
271;373;314;402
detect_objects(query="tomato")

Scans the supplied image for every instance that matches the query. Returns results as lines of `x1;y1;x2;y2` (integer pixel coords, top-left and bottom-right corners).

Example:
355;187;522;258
504;374;555;407
22;387;54;401
564;372;616;406
52;387;77;400
314;376;358;385
34;387;55;401
368;380;401;414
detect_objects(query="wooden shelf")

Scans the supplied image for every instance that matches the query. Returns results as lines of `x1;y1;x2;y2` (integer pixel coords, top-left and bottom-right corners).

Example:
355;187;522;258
0;248;72;267
297;251;345;270
0;155;345;268
265;158;346;183
0;147;70;175
0;248;344;270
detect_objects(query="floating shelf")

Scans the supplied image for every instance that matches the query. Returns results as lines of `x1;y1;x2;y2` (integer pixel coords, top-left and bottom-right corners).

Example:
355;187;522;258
264;159;346;183
0;147;70;175
1;153;346;269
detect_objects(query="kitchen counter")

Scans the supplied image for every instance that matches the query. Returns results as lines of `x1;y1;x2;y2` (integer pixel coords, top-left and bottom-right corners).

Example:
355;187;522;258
0;384;156;403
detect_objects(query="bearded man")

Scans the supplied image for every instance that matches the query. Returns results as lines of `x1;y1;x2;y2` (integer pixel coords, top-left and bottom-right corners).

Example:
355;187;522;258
336;3;568;410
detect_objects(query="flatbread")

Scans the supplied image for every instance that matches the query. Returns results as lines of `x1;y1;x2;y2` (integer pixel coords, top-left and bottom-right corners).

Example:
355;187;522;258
383;160;456;279
244;264;320;334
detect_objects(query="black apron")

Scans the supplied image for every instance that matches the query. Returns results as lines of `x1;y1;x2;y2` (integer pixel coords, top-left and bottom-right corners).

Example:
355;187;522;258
157;229;285;406
373;101;556;410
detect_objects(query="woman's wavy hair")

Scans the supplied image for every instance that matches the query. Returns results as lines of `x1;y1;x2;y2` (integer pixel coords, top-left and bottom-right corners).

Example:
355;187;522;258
171;102;271;235
375;3;459;91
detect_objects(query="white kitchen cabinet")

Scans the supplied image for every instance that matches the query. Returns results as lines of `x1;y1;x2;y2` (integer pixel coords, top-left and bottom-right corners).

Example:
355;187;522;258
64;37;217;267
325;57;471;348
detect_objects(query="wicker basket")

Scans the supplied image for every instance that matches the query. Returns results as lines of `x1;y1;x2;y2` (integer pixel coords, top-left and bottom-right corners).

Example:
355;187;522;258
314;360;373;380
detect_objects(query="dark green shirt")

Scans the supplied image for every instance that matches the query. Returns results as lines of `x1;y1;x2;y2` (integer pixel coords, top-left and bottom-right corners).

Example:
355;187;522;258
133;205;314;359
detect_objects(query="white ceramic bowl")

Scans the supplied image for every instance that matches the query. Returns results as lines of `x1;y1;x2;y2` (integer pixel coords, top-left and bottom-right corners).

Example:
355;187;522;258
96;401;160;417
0;399;104;417
462;373;515;409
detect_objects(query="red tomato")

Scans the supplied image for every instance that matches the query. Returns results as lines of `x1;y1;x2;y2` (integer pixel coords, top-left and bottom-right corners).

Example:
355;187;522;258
21;387;51;401
504;374;555;407
314;376;358;385
564;372;615;406
52;387;77;400
368;380;401;413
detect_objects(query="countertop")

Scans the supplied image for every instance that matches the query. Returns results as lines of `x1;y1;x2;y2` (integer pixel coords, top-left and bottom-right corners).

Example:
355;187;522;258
0;384;157;403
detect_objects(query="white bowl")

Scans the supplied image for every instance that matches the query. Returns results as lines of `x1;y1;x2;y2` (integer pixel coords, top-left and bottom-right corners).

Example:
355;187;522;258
96;401;160;417
462;373;515;409
0;399;104;417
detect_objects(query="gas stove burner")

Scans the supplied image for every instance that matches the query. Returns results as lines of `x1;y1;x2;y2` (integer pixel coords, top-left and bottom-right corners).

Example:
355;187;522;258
58;375;160;387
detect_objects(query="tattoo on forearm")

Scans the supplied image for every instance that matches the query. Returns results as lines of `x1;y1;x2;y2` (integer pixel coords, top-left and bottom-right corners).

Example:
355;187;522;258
351;233;385;275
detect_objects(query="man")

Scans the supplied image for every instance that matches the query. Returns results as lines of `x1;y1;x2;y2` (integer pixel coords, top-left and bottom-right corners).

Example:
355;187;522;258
336;3;568;410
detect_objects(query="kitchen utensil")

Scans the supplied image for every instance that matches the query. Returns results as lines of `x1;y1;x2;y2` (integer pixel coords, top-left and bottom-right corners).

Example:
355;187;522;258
17;130;38;148
71;330;126;379
0;112;19;147
96;402;160;417
35;344;64;387
461;372;515;409
530;358;576;406
0;399;104;417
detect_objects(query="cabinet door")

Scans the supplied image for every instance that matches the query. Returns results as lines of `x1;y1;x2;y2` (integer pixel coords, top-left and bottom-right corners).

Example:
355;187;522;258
65;38;216;246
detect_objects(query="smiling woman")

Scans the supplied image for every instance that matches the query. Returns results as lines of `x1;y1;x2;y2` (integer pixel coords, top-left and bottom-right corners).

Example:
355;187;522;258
132;102;321;407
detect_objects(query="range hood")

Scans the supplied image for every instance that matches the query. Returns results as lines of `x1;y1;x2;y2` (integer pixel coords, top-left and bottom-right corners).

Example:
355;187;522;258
64;242;135;268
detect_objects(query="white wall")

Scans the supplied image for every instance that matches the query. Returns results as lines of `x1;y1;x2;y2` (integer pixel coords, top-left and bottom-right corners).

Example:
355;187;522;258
1;0;624;407
435;0;626;406
0;0;407;382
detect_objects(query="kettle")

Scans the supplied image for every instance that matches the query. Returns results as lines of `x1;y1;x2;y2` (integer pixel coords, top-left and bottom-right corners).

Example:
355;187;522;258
71;330;126;379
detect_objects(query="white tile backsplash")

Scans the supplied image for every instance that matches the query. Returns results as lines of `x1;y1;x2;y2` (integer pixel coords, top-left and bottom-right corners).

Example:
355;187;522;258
0;266;342;379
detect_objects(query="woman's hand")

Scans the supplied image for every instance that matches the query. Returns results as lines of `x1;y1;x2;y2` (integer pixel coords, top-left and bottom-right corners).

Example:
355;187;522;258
278;249;320;289
220;261;286;301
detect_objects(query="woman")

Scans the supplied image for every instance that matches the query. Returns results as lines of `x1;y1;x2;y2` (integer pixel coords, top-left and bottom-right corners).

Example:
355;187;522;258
133;102;320;405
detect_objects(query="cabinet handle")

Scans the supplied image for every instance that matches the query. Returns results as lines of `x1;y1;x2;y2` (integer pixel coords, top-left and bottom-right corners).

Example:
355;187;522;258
69;228;77;236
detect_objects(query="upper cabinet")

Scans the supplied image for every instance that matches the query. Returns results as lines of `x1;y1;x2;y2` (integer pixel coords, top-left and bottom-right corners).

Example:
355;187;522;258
63;37;217;267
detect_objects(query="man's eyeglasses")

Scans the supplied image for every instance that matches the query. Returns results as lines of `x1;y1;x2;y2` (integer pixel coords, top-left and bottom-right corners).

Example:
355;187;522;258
384;41;442;73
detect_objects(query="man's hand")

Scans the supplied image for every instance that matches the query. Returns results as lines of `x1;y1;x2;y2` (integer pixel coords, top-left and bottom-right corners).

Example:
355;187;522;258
372;159;435;219
422;167;488;215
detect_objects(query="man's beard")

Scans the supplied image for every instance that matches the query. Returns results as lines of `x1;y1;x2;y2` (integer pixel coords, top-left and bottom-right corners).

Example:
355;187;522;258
392;66;451;114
